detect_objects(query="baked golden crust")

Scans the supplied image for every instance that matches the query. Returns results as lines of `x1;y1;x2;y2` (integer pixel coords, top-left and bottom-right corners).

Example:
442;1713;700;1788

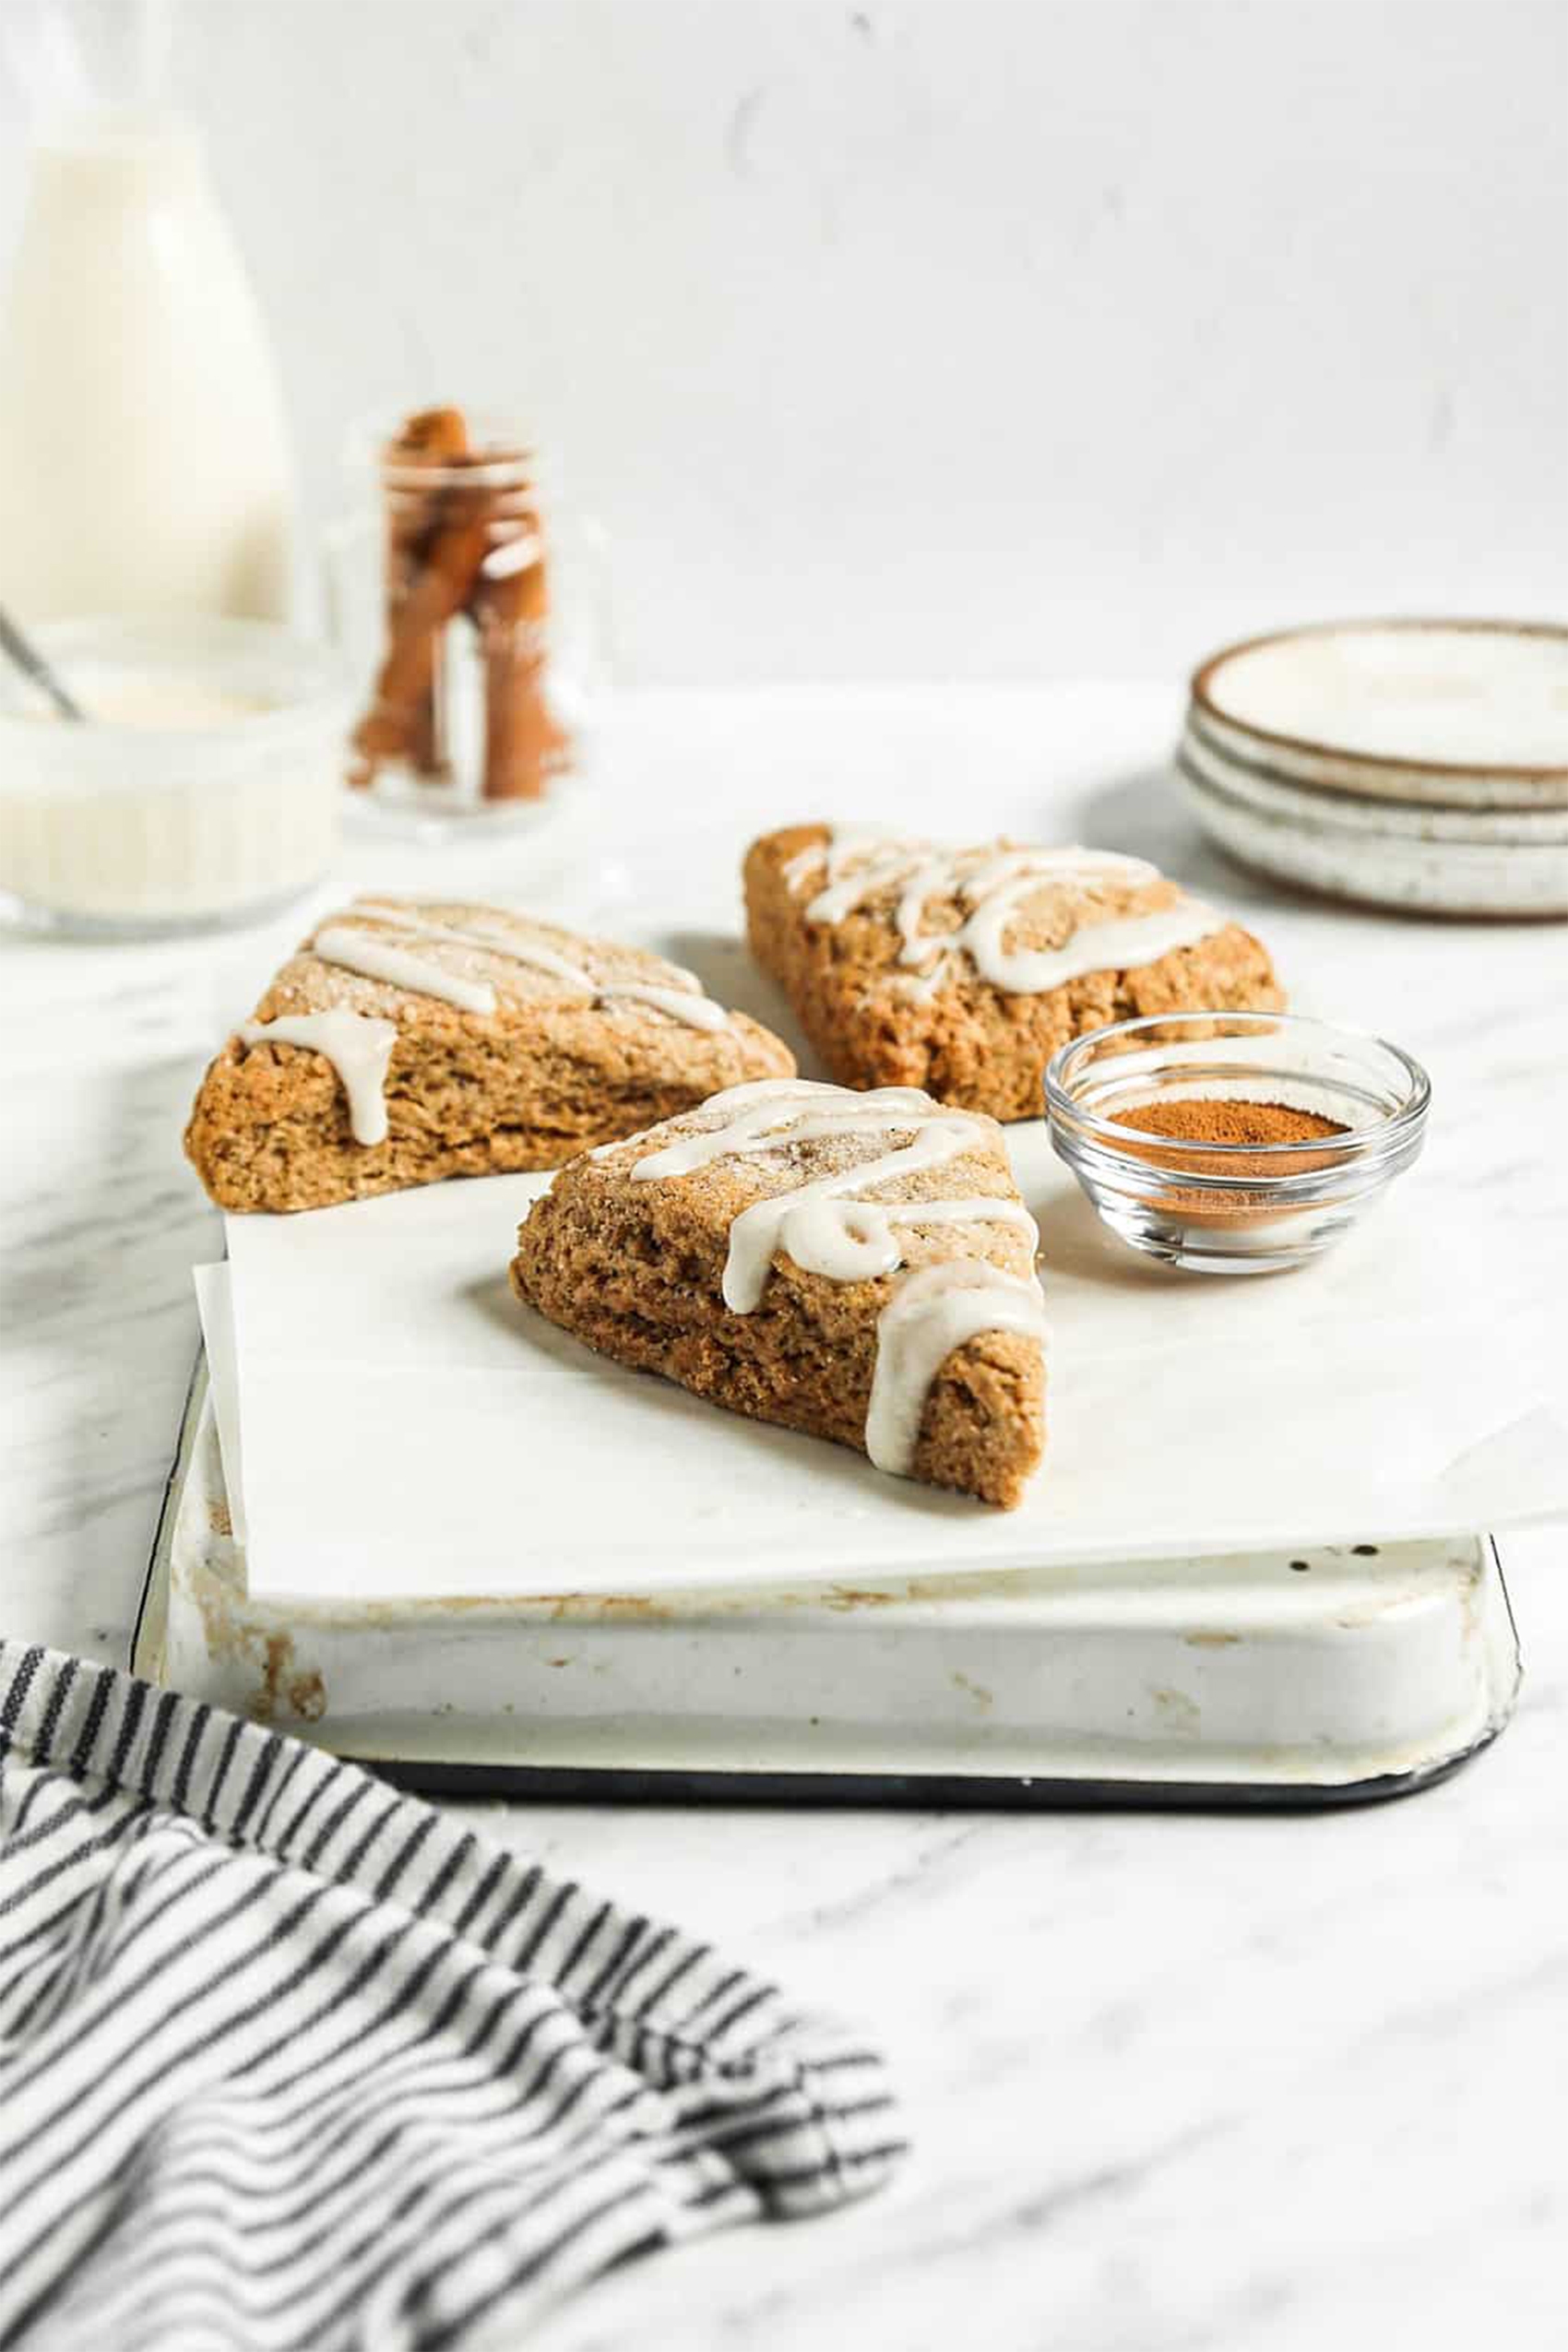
510;1088;1046;1509
743;826;1283;1120
184;901;796;1214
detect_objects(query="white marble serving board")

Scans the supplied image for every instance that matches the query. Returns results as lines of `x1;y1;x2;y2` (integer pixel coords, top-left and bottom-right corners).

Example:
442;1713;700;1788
217;1112;1568;1607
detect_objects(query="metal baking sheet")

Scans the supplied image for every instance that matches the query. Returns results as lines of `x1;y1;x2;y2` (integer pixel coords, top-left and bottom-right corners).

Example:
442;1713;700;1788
131;1359;1522;1808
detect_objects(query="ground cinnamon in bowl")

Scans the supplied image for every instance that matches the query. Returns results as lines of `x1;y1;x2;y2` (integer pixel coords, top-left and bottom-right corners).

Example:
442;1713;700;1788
1044;1011;1430;1272
1106;1098;1352;1221
1111;1096;1347;1154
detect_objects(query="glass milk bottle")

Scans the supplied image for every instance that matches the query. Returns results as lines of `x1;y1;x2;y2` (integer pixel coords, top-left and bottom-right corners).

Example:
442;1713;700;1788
0;1;296;621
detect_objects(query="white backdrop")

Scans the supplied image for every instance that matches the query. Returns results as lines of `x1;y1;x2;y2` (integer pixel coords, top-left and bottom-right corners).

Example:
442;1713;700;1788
5;0;1565;683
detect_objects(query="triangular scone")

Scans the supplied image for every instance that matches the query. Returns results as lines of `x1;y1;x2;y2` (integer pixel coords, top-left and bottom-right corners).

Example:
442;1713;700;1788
184;899;796;1213
745;826;1283;1121
511;1079;1047;1508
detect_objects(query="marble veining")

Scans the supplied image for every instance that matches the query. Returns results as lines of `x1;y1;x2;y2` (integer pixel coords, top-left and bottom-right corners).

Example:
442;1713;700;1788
1;687;1562;2352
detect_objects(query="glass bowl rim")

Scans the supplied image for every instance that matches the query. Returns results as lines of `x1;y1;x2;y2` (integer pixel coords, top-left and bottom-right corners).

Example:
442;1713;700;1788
1043;1009;1432;1160
343;405;549;493
0;614;351;747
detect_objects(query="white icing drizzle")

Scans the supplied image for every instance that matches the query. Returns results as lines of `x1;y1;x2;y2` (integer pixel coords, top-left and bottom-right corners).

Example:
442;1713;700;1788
795;830;1223;994
627;1078;1045;1474
716;1116;1008;1311
608;983;730;1032
346;901;731;1032
865;1261;1048;1478
238;1010;398;1146
629;1081;962;1182
312;925;498;1016
779;841;830;892
969;897;1228;993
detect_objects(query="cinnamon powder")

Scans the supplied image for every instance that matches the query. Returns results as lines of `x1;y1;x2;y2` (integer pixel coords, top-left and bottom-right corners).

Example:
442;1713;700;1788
1107;1098;1350;1224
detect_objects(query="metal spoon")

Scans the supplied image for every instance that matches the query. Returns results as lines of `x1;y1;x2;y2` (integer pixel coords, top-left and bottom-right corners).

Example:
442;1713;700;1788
0;600;86;721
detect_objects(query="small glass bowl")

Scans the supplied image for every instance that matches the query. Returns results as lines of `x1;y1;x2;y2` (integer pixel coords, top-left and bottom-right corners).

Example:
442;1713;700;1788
1044;1012;1431;1273
0;615;350;938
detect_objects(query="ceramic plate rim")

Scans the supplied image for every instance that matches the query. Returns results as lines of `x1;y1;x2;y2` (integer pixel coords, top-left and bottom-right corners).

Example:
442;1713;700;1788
1179;720;1568;845
1179;766;1568;916
1190;618;1568;786
1181;758;1568;868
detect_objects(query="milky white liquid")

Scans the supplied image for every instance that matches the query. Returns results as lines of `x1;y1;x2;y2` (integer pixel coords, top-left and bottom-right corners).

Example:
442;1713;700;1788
0;117;295;623
30;681;271;730
0;638;343;930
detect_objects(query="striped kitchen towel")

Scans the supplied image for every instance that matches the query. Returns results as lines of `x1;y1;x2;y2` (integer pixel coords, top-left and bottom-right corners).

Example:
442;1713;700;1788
0;1642;905;2350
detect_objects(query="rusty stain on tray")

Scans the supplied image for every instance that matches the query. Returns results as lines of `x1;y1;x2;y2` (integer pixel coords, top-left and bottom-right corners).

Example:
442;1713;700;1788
345;1590;681;1625
283;1667;327;1720
1149;1685;1202;1733
262;1562;1041;1630
189;1560;330;1725
250;1630;327;1724
951;1670;994;1713
540;1593;671;1623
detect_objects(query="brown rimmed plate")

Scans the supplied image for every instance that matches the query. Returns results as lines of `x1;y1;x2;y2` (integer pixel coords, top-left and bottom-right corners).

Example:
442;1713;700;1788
1190;621;1568;812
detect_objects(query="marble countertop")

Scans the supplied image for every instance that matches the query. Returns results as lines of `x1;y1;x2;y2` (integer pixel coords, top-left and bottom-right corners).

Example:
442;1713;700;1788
3;686;1563;2351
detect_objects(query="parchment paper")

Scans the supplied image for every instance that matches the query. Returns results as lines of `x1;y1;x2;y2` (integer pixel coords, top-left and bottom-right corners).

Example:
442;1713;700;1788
216;1122;1568;1605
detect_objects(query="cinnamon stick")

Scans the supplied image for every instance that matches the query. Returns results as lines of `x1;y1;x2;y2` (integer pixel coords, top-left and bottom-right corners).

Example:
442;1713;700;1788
392;409;469;776
348;405;572;802
349;409;481;789
470;510;570;802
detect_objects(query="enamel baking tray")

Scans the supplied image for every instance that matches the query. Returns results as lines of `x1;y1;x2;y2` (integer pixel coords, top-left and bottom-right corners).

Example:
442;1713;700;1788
131;1359;1522;1809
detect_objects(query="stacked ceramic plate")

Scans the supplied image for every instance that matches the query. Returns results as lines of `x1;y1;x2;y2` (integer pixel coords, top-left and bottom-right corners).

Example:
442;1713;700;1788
1178;621;1568;915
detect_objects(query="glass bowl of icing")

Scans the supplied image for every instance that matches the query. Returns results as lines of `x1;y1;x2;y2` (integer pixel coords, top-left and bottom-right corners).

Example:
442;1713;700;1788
1044;1011;1431;1273
0;615;350;938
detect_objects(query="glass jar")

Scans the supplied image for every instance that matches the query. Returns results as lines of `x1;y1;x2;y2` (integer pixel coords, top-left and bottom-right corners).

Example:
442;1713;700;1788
0;4;298;627
327;408;605;837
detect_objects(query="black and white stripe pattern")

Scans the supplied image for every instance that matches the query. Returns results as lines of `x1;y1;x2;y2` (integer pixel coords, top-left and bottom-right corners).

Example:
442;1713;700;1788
0;1643;904;2349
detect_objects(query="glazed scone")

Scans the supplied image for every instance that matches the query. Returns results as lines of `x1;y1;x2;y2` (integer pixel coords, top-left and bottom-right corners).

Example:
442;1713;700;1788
511;1078;1047;1509
185;898;796;1213
745;826;1283;1121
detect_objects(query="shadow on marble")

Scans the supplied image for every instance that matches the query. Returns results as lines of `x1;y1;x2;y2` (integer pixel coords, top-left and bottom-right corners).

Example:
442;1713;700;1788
1028;1175;1192;1291
659;927;820;1072
1077;765;1311;910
